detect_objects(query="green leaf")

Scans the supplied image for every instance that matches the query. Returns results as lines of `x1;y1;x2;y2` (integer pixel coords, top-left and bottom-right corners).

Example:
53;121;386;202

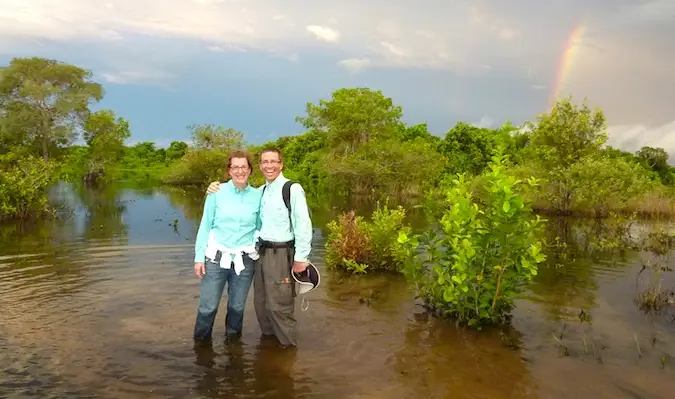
502;200;511;213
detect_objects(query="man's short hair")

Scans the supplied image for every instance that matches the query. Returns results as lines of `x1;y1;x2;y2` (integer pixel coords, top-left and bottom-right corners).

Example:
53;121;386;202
227;150;253;172
259;147;283;162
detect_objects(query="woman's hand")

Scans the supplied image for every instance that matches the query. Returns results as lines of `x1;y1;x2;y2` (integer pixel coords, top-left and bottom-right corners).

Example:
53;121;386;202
206;181;221;195
194;262;206;278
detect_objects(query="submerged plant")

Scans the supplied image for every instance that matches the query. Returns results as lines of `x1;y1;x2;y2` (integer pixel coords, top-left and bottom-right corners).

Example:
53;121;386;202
398;154;547;328
634;229;675;315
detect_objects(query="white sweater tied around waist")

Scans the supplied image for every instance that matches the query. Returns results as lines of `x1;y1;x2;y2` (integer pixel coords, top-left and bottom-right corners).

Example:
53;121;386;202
204;230;259;275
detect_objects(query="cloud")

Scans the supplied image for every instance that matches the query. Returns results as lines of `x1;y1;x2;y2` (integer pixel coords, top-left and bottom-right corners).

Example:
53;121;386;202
306;25;340;43
607;121;675;159
0;0;673;131
339;58;371;73
101;70;174;86
474;116;495;129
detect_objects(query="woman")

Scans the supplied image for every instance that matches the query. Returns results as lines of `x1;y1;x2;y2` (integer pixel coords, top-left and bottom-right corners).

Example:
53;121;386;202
193;150;262;342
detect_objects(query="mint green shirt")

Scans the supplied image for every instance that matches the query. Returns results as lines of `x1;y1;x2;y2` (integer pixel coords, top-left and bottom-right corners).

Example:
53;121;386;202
259;173;313;263
194;180;262;263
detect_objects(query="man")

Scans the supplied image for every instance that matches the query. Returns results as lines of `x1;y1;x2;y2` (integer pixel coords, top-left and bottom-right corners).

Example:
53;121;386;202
206;147;313;347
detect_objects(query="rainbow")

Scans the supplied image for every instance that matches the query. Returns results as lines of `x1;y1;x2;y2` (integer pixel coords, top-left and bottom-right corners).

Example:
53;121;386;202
548;23;586;109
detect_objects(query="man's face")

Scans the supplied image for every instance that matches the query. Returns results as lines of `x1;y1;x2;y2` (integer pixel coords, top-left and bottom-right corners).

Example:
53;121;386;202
228;157;251;185
259;151;283;181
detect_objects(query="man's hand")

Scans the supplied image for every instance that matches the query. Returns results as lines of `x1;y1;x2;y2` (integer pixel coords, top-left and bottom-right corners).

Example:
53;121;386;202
293;261;308;274
206;181;221;195
194;262;206;278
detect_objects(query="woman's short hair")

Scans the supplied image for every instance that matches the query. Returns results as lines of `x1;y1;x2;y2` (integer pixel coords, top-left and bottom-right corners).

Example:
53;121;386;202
227;150;253;172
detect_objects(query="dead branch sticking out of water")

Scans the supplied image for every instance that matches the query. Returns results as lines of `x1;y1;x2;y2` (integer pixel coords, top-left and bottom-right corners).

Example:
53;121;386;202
552;334;569;356
633;333;643;359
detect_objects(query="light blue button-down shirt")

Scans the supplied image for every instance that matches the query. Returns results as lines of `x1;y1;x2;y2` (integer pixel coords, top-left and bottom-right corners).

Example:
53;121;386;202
194;180;262;263
259;173;313;263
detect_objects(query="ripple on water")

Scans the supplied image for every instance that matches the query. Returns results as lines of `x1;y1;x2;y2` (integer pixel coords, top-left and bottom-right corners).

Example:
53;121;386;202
2;186;675;398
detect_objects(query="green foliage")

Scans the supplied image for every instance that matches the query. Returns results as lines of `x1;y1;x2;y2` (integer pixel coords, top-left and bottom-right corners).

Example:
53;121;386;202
296;87;403;155
0;152;58;220
324;137;445;199
438;122;518;176
163;149;230;186
398;155;547;327
263;131;329;192
564;154;653;216
2;55;675;224
325;204;411;274
636;146;669;171
635;146;673;185
164;124;248;186
82;109;131;182
189;124;245;151
527;97;607;168
0;57;103;160
166;141;188;161
396;122;441;145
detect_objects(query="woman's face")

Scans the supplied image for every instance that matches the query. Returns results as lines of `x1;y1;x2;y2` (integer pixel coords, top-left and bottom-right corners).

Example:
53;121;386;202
228;157;251;186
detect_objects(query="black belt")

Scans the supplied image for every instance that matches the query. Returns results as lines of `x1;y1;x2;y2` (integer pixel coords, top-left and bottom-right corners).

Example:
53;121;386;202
258;239;295;249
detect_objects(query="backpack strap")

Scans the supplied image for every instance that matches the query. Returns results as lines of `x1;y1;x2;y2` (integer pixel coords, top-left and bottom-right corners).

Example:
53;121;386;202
282;180;295;232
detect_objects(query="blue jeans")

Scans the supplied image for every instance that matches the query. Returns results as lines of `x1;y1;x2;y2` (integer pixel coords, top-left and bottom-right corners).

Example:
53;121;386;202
193;255;255;341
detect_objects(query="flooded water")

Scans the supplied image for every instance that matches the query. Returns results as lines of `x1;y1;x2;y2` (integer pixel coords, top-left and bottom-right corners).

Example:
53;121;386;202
1;182;674;398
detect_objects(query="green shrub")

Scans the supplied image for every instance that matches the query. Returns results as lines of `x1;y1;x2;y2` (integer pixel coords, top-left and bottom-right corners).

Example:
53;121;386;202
398;155;547;328
162;149;230;186
325;203;411;274
0;152;58;220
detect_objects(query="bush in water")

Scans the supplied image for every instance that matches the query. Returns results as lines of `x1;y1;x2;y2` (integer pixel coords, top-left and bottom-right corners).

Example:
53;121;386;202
398;155;547;328
325;203;411;274
0;152;58;220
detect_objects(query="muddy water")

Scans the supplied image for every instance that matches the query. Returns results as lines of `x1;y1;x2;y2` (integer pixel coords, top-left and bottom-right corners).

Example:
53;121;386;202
1;182;674;398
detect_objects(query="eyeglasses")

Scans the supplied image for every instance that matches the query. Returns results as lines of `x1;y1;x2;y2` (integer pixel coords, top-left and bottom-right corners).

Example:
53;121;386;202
230;166;249;171
260;160;281;165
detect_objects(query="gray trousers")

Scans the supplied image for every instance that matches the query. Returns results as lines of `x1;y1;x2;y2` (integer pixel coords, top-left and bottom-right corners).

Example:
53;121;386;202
254;244;297;346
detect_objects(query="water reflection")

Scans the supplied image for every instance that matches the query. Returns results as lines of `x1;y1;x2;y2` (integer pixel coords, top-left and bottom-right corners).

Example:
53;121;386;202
192;339;299;398
1;182;674;398
393;312;536;399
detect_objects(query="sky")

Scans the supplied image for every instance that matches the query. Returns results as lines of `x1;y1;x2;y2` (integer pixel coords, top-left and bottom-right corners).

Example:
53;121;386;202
0;0;674;155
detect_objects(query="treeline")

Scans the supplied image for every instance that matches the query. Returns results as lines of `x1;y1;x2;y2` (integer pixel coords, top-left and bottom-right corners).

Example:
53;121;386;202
1;56;674;221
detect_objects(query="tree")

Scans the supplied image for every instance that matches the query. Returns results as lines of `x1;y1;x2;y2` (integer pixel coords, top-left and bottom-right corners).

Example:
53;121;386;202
395;122;440;145
188;124;245;151
0;57;103;160
528;97;607;168
166;141;188;161
438;122;517;176
82;109;130;181
296;88;403;155
636;146;669;171
635;146;673;185
324;137;445;198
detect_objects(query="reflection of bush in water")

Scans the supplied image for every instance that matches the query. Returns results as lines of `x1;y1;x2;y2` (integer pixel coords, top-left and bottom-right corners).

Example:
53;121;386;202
392;312;532;398
322;268;410;310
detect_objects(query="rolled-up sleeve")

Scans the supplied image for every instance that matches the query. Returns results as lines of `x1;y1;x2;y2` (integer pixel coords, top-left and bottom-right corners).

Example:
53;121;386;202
290;184;312;263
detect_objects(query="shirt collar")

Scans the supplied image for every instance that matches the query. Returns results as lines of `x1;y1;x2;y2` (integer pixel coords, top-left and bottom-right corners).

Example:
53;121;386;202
227;179;250;193
265;172;287;189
